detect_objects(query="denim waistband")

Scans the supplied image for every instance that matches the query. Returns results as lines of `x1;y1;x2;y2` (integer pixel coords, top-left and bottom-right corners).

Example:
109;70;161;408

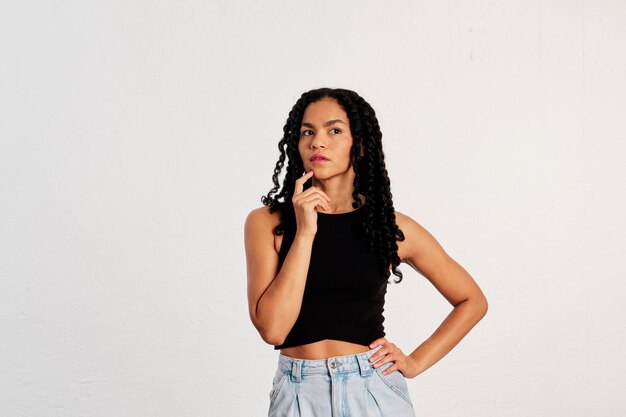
277;345;384;382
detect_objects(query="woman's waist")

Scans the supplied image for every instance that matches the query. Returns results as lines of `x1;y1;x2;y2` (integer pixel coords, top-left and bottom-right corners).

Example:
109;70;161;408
279;338;372;360
276;341;383;375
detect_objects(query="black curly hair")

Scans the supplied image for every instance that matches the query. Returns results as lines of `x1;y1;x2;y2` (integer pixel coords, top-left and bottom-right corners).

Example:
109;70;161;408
260;87;406;284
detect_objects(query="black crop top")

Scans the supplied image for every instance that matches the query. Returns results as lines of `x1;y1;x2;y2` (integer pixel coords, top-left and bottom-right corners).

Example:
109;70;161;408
273;205;388;350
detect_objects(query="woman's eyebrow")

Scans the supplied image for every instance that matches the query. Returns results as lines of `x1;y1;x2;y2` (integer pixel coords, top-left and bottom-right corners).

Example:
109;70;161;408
301;119;346;129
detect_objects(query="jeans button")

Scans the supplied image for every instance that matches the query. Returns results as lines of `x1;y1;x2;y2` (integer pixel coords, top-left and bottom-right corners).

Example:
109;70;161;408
330;361;337;369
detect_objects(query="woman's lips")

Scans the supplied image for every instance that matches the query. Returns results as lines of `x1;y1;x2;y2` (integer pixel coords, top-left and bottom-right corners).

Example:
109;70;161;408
310;153;330;164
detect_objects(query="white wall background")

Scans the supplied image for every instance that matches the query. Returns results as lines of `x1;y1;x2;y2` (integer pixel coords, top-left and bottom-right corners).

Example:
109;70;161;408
1;1;624;416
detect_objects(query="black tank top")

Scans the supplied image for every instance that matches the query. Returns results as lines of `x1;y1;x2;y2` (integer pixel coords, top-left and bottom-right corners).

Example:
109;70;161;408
273;205;388;350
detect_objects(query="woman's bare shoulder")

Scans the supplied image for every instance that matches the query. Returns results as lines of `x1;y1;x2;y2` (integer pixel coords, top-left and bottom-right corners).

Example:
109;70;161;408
392;209;425;262
244;206;284;255
393;209;417;228
245;205;282;230
393;209;433;240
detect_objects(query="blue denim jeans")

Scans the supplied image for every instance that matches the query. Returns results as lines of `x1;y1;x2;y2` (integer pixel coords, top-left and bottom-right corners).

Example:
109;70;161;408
268;345;416;417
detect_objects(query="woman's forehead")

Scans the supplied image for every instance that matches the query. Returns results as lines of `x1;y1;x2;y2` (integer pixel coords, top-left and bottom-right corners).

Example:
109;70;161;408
302;99;349;126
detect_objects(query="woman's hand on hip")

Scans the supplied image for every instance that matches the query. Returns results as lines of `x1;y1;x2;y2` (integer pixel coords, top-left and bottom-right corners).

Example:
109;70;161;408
368;337;421;379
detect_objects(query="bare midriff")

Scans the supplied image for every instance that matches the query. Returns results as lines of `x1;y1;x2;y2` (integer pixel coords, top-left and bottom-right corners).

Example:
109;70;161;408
280;339;372;360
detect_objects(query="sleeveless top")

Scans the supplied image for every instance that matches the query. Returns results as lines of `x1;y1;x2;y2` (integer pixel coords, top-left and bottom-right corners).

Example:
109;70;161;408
273;205;388;350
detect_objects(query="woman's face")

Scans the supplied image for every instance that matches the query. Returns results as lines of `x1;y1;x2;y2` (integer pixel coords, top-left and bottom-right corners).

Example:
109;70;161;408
298;97;355;181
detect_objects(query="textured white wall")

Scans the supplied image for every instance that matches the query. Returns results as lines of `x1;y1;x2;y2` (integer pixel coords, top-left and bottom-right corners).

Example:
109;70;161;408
1;1;624;416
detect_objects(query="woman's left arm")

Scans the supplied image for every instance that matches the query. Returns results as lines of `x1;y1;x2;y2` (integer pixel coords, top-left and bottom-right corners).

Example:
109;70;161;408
373;211;488;379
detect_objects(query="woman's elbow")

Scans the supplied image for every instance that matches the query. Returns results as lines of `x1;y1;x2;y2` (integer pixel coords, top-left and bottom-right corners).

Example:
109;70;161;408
253;320;286;346
475;295;488;318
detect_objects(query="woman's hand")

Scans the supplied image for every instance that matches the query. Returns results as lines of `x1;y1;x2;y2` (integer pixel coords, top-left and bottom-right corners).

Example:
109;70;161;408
292;170;331;237
368;337;422;379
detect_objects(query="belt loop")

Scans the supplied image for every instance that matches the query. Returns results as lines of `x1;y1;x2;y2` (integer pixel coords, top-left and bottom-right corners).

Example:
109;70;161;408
291;359;302;383
357;353;373;377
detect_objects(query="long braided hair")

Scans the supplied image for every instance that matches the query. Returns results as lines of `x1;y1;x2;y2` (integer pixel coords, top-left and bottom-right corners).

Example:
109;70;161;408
260;87;406;284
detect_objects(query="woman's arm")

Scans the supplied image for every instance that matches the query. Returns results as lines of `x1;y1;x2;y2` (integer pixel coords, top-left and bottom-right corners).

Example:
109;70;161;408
395;211;488;376
244;207;315;346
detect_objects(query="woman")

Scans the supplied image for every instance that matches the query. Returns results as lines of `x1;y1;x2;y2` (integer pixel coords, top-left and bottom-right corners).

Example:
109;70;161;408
244;87;488;416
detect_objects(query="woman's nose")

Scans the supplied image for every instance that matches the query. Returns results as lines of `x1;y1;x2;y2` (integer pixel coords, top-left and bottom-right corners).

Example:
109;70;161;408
311;134;328;148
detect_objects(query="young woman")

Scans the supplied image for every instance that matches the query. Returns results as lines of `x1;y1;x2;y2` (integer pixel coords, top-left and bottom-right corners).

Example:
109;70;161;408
244;87;488;416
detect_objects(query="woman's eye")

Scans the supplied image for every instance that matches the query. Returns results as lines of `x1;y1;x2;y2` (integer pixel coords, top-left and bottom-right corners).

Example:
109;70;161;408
300;128;341;136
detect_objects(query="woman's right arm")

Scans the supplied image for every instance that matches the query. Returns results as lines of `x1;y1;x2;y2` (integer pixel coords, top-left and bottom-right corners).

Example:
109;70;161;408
244;211;315;345
245;171;331;346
